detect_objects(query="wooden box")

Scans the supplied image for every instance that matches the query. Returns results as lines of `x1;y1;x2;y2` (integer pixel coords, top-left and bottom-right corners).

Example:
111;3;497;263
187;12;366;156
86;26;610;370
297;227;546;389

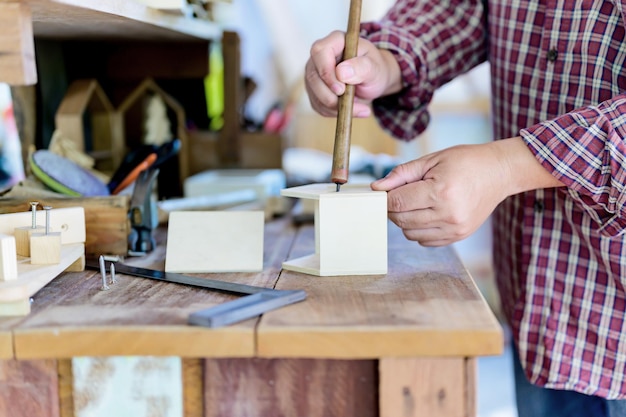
0;196;129;257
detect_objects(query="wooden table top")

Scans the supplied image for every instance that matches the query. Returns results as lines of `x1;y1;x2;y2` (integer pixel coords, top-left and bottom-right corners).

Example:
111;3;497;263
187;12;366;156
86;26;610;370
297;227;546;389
0;216;503;360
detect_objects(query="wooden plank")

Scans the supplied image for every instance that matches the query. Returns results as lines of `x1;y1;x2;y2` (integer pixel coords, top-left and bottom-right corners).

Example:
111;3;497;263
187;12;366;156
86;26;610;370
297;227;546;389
165;211;265;273
58;359;74;417
0;243;84;303
0;207;86;245
0;2;37;85
0;359;60;417
204;358;378;417
379;357;469;417
0;197;129;257
183;358;204;417
26;0;220;41
0;330;13;358
258;222;503;358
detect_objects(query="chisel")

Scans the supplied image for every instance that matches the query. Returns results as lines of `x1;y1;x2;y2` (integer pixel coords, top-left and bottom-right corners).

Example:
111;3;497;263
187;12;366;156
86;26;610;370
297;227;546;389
331;0;362;192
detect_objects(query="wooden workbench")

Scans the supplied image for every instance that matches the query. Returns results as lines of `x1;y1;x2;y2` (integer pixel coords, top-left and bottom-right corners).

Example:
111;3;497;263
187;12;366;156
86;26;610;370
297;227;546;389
0;215;502;417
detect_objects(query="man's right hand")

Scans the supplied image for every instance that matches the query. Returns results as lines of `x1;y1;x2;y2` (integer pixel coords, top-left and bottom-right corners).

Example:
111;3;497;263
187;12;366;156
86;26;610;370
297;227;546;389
304;30;403;118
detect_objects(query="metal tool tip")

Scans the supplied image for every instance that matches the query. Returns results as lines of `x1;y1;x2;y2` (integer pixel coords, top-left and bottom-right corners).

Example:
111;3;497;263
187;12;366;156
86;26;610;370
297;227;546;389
335;183;341;192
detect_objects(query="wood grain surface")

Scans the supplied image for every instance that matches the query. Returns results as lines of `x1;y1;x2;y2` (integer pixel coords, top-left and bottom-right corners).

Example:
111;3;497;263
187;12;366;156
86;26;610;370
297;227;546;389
258;222;503;358
203;358;378;417
0;2;37;85
0;359;60;417
379;357;476;417
24;0;220;41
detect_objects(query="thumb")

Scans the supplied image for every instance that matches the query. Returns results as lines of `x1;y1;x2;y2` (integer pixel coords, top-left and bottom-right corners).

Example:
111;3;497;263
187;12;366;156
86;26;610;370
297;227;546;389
371;161;427;191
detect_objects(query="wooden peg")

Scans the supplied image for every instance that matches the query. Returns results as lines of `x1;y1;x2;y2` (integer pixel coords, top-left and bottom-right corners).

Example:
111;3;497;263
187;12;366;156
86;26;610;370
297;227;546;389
30;206;61;265
14;201;44;257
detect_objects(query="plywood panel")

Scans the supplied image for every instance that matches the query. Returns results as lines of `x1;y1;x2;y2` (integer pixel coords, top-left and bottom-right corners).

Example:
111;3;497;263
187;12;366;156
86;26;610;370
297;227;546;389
204;358;378;417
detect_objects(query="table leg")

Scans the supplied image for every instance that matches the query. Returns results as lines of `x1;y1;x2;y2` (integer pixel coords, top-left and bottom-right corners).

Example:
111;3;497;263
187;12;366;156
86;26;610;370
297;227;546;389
379;357;477;417
0;358;60;417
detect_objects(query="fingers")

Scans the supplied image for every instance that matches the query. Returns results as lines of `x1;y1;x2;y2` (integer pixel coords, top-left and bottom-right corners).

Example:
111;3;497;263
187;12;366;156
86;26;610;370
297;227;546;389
305;31;346;116
371;159;431;192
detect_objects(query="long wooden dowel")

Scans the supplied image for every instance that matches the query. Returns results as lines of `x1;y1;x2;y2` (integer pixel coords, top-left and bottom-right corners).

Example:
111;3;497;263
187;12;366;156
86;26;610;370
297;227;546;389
331;0;362;189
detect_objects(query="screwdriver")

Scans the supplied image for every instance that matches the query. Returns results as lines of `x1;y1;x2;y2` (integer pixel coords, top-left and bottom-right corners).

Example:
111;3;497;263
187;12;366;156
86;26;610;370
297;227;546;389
331;0;362;192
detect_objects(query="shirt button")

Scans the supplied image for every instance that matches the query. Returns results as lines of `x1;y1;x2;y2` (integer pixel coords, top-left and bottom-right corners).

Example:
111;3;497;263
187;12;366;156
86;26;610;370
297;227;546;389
534;199;544;213
547;48;558;62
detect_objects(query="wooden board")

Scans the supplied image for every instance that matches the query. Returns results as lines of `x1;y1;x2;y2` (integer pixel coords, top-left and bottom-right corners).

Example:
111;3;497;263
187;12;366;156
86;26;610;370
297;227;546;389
0;207;85;245
0;359;60;417
379;357;476;417
165;211;265;273
27;0;220;41
0;197;128;256
203;358;378;417
0;3;37;85
0;243;84;312
257;222;503;358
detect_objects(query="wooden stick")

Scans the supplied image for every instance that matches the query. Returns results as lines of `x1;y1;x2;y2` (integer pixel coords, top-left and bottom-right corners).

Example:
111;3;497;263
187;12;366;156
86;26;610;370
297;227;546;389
330;0;362;189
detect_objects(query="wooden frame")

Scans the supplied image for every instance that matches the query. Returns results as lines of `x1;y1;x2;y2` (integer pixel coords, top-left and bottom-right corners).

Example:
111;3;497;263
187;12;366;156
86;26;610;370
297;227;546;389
281;183;387;276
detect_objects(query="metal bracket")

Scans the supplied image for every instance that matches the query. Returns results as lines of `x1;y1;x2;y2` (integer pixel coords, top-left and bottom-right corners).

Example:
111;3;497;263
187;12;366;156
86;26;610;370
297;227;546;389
86;261;306;328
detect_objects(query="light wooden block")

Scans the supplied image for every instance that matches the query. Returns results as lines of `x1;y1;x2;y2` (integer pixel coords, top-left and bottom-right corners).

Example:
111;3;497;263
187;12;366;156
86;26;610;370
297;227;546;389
14;225;45;257
165;211;264;273
30;233;62;265
0;3;37;85
0;234;18;281
0;207;86;245
281;183;387;276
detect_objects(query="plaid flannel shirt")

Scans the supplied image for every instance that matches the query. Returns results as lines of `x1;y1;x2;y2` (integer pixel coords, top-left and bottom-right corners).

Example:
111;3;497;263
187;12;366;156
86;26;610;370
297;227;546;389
362;0;626;399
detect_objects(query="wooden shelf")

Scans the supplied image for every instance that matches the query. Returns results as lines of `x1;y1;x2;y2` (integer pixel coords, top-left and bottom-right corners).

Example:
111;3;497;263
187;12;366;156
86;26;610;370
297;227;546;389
0;0;223;85
27;0;221;41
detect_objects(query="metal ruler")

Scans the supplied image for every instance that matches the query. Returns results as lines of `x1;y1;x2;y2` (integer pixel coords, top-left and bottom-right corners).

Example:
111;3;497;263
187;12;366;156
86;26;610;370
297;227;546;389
86;261;306;328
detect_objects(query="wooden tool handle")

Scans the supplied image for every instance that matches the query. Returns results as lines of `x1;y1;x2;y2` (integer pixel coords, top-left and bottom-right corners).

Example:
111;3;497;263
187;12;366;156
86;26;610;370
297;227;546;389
331;0;362;186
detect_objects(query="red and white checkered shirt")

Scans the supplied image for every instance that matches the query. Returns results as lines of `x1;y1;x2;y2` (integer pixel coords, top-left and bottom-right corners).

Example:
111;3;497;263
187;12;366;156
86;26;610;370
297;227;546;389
362;0;626;399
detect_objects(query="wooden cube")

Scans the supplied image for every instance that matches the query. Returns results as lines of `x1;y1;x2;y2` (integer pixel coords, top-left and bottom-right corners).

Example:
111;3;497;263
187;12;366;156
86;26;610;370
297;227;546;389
0;234;18;281
281;183;388;276
14;226;45;257
30;232;62;265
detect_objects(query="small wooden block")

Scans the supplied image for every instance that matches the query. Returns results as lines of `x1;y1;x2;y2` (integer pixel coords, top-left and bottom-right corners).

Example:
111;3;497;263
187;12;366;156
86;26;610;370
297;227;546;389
165;211;264;273
30;233;62;265
0;234;18;281
281;183;388;276
0;3;37;85
14;226;44;257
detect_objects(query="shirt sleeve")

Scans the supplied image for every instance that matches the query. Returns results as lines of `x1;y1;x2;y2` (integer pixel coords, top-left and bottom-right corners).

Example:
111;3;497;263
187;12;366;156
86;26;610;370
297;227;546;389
520;95;626;237
360;0;488;141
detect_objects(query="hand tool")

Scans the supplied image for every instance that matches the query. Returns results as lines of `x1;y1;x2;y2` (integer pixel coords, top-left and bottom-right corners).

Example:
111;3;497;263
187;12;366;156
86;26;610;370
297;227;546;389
86;260;307;328
331;0;362;192
127;167;160;256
